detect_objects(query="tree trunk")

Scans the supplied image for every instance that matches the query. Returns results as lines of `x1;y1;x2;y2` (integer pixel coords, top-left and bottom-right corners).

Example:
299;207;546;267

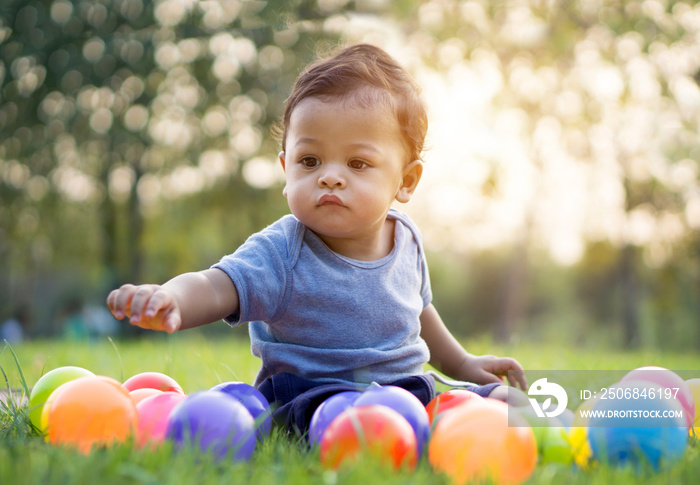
494;242;528;343
620;244;640;348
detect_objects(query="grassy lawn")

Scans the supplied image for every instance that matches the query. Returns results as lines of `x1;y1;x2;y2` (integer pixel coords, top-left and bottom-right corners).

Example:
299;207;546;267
2;333;700;484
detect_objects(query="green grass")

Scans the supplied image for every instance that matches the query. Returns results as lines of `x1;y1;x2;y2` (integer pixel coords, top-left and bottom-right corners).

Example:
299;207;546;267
2;334;700;485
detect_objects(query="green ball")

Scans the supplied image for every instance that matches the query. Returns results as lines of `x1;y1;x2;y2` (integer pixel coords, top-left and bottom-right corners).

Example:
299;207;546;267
539;425;573;465
512;405;574;465
28;366;94;431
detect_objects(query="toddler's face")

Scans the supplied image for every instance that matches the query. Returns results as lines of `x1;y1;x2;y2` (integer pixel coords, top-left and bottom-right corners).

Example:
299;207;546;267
280;96;416;249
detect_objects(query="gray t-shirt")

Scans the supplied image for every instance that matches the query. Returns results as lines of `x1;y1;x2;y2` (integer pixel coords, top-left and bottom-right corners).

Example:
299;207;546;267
213;208;432;387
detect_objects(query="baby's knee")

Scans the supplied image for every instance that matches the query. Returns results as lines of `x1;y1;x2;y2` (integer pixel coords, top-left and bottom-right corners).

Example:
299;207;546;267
488;385;529;407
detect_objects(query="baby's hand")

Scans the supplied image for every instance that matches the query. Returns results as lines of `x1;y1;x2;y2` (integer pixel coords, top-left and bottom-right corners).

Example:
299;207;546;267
463;354;528;391
107;284;182;333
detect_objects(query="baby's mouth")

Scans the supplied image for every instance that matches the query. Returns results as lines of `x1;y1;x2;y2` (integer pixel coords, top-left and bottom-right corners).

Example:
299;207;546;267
318;194;344;206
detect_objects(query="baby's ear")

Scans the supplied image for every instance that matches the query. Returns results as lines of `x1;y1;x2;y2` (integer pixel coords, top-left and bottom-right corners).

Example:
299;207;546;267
279;151;288;197
395;160;423;203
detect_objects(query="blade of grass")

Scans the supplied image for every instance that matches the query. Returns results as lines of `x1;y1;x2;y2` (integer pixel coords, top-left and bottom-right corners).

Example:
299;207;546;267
0;365;13;415
0;341;35;438
5;341;30;397
0;358;17;416
219;362;240;382
108;336;124;382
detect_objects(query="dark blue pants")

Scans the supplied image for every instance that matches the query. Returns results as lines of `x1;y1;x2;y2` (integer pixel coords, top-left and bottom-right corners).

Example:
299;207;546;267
257;372;502;436
258;372;436;436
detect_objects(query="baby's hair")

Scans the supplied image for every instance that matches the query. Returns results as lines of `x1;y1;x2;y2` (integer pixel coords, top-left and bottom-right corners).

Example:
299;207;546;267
278;43;428;163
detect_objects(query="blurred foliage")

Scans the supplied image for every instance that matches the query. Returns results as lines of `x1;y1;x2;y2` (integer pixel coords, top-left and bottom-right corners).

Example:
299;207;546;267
387;0;700;350
0;0;351;335
0;0;699;350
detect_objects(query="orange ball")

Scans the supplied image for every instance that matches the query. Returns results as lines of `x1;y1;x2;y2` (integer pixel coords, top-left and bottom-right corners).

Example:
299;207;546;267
320;405;418;470
428;399;537;485
42;375;138;454
426;389;483;425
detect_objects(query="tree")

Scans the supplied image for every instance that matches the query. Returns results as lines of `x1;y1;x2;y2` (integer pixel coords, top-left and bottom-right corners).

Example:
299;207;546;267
0;0;351;333
381;0;700;346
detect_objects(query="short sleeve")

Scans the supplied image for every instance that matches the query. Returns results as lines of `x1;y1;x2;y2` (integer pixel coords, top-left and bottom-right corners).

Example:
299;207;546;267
419;247;432;308
212;227;291;326
388;208;432;309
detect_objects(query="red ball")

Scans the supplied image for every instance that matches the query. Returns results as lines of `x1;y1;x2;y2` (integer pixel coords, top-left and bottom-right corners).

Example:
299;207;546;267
426;389;483;425
122;371;184;394
320;405;418;470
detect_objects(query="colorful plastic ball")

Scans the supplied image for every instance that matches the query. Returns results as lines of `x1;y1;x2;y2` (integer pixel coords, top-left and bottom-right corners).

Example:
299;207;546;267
166;391;256;461
308;391;361;446
425;389;483;425
209;381;272;439
320;404;417;470
588;381;688;470
568;395;601;470
42;375;138;454
685;378;700;437
353;385;430;455
513;407;572;465
428;399;537;485
536;425;573;465
620;366;694;427
123;371;184;394
135;391;187;448
129;388;163;405
28;366;94;431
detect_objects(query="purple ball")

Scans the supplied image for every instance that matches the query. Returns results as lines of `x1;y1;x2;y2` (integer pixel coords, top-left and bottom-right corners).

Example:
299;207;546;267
210;381;272;439
166;391;256;461
308;391;361;446
353;385;430;455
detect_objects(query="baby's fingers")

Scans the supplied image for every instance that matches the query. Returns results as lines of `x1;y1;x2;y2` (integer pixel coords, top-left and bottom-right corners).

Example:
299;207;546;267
107;284;138;320
128;285;162;324
163;311;182;334
507;368;528;391
134;288;181;333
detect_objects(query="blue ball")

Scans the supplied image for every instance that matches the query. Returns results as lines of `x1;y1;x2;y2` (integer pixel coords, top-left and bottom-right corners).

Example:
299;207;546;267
210;381;272;439
353;385;430;456
588;381;688;470
166;391;256;461
308;391;361;446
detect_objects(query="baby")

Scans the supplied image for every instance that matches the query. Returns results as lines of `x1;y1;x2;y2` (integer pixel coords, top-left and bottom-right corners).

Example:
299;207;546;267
107;44;527;432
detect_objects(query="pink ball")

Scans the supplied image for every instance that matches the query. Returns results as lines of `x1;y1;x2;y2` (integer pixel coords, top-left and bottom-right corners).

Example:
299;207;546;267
135;391;187;448
620;366;695;427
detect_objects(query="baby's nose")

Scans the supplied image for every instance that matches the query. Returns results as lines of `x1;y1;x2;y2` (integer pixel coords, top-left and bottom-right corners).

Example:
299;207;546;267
318;168;345;188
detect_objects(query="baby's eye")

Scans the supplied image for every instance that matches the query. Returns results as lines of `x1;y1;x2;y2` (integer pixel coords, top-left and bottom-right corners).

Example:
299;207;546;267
299;156;320;168
348;159;367;170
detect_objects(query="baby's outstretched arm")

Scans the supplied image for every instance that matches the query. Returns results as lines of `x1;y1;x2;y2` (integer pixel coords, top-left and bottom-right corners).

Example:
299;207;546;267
107;268;238;333
419;303;527;391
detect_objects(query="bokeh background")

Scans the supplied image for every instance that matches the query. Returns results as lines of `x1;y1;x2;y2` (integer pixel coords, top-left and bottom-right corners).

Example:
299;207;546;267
1;0;699;350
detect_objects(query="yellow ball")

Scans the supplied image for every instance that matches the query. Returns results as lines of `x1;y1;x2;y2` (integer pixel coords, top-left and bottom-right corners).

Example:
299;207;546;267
685;378;700;438
568;395;600;469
